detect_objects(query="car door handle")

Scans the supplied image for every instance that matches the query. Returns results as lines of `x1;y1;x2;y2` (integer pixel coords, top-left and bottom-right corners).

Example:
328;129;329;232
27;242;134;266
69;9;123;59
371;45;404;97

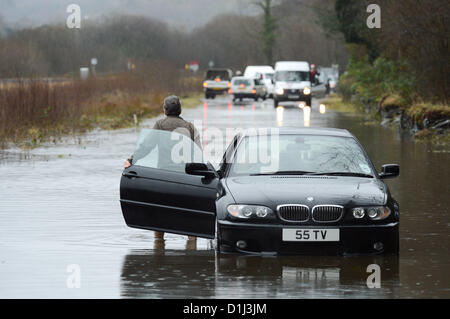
123;171;140;178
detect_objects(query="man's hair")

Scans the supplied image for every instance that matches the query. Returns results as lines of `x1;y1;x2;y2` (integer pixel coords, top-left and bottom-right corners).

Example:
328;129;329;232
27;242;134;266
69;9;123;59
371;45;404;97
163;95;182;116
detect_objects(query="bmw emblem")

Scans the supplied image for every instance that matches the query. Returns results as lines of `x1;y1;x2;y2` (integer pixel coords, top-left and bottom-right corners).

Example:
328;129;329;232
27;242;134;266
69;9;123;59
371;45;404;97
306;196;314;202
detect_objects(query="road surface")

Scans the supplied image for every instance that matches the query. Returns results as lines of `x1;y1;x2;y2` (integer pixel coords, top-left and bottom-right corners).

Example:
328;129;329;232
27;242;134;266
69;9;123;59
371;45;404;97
0;96;449;298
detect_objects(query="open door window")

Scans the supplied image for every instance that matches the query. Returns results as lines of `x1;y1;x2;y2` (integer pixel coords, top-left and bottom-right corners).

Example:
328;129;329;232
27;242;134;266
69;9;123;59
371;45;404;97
120;129;218;239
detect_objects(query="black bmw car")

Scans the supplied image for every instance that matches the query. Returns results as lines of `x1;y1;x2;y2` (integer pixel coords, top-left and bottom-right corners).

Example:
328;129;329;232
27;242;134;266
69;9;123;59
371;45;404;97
120;127;400;255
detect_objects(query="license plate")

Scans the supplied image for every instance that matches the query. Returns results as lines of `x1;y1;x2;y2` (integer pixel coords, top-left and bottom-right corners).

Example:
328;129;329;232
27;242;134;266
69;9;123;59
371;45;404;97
282;229;340;242
288;95;300;99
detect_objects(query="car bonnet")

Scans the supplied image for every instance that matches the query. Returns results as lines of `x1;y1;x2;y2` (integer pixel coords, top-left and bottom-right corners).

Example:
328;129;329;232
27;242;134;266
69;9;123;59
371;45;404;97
224;175;387;208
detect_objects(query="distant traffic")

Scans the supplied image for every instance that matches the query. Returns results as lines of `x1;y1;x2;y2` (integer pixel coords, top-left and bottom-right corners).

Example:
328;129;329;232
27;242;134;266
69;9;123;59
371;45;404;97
202;62;339;108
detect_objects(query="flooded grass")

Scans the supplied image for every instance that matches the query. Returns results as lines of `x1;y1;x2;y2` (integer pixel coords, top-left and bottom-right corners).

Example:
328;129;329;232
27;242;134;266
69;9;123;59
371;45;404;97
322;94;361;113
0;66;202;149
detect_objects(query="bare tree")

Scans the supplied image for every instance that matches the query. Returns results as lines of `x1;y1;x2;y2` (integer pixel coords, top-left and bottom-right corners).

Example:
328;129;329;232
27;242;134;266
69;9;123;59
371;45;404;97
256;0;278;64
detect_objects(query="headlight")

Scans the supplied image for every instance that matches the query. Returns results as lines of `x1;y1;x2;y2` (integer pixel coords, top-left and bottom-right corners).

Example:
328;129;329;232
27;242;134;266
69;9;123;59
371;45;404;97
276;88;284;95
303;87;311;95
352;206;391;220
367;208;378;218
227;205;274;219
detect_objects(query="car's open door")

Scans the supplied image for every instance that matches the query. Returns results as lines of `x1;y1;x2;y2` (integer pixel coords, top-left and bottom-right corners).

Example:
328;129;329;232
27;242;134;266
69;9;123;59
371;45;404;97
120;129;218;239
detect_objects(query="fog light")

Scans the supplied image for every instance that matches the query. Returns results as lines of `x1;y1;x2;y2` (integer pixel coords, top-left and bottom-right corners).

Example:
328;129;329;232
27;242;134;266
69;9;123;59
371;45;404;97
236;240;247;249
374;242;384;251
353;207;365;219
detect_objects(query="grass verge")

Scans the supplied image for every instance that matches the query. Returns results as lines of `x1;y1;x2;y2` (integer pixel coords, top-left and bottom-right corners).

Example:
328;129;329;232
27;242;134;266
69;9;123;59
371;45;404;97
321;94;361;113
323;93;449;146
0;72;203;149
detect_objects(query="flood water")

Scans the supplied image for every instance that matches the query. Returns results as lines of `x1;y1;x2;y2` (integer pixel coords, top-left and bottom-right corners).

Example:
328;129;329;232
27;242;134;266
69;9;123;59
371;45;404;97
0;96;449;298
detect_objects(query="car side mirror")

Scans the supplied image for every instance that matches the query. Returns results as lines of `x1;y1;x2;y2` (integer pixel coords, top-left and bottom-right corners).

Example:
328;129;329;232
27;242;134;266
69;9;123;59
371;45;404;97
185;163;216;178
379;164;399;179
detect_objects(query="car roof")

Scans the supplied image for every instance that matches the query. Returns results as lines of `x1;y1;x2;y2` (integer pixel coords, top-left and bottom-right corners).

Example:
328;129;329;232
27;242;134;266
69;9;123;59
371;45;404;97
207;68;232;71
241;127;353;138
244;65;275;74
275;61;310;72
232;76;253;81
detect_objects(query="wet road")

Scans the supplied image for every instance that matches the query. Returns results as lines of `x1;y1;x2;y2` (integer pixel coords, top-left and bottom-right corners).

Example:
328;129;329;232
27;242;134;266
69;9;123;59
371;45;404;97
0;96;449;298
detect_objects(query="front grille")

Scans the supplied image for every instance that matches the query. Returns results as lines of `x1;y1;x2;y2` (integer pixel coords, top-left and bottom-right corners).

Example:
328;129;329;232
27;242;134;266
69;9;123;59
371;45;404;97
278;205;309;222
312;205;343;222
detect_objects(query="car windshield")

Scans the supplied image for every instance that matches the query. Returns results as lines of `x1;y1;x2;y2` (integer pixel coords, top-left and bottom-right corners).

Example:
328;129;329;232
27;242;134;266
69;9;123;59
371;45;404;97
229;134;374;177
275;71;309;82
264;73;274;80
206;70;230;81
233;79;251;86
132;129;203;173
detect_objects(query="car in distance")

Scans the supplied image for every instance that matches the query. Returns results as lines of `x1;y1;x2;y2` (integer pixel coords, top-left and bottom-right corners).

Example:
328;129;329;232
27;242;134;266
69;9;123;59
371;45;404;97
273;61;312;107
120;128;400;255
319;66;339;94
244;65;275;98
203;68;233;99
229;76;266;102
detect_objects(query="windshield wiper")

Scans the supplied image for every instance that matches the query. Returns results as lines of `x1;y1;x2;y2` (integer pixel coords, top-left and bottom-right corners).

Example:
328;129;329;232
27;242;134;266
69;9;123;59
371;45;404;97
309;172;374;178
250;170;314;176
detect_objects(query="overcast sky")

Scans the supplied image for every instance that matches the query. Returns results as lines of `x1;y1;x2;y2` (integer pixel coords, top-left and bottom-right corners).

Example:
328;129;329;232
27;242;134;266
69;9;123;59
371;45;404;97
1;0;258;30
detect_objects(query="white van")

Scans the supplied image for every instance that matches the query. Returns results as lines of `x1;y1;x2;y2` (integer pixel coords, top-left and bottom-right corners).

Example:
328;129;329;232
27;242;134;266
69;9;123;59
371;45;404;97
244;65;275;98
273;61;312;107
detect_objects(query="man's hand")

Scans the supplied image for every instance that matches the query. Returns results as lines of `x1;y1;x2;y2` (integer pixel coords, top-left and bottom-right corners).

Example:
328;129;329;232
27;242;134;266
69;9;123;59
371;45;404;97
124;160;131;168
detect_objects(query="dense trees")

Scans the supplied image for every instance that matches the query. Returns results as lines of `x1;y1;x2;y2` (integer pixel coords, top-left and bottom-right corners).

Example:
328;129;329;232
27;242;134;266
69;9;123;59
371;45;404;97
0;0;349;78
379;0;449;103
329;0;449;103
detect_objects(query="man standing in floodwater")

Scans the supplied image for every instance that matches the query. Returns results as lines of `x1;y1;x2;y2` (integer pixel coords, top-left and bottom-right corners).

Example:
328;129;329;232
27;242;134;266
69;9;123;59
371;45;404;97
124;95;201;242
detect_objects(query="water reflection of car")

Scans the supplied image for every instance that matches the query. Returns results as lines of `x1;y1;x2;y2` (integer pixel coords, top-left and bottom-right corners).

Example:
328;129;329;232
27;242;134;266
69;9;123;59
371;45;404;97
229;76;266;102
120;128;400;255
203;68;233;99
120;250;399;298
